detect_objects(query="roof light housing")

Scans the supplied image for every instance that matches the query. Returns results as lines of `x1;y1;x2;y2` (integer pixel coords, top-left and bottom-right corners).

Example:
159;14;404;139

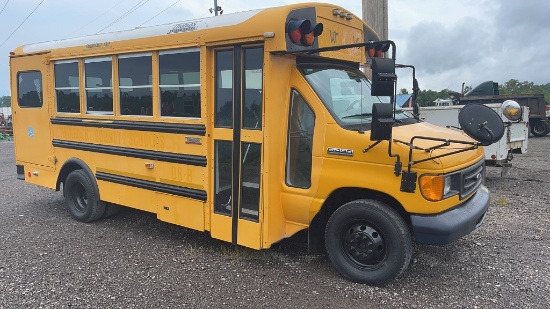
286;19;323;47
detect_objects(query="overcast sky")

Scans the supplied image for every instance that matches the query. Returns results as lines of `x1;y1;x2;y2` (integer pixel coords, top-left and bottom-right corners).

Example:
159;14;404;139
1;0;548;96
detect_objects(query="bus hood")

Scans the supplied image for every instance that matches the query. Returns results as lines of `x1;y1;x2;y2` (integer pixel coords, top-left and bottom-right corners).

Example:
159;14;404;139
391;121;485;172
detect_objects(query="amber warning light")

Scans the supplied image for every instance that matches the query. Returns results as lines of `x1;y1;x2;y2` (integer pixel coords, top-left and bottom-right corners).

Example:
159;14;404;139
286;19;323;46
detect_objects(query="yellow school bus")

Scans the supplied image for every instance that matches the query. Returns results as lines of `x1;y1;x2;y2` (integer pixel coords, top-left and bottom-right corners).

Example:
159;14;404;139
10;2;494;285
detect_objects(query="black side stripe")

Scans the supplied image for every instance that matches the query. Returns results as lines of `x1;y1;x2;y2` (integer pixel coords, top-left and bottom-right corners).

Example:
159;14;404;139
51;117;206;136
96;172;207;202
53;140;206;167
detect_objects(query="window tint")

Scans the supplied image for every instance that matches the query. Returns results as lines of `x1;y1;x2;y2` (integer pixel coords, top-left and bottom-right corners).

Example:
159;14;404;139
18;71;43;108
119;54;153;116
286;90;315;188
85;58;113;115
159;50;200;118
55;62;80;113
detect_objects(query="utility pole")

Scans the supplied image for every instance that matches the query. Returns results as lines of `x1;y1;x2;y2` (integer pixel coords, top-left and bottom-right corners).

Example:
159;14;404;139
211;0;222;16
362;0;388;41
362;0;388;78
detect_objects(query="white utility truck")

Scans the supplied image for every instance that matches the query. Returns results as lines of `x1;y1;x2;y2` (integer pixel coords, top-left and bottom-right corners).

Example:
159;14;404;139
403;101;528;176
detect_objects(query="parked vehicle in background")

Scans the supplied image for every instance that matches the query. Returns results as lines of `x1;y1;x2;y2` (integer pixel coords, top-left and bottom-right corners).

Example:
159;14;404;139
453;81;550;137
403;102;528;176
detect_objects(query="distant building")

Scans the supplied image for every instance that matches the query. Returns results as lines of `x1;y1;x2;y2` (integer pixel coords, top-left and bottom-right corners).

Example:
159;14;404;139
433;98;454;106
396;94;413;107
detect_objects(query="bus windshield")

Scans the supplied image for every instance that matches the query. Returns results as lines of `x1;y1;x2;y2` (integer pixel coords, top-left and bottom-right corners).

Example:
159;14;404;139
300;64;395;125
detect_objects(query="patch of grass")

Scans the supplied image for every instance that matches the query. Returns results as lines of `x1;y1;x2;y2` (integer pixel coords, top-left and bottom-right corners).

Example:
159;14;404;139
495;197;509;207
182;243;202;256
216;245;287;263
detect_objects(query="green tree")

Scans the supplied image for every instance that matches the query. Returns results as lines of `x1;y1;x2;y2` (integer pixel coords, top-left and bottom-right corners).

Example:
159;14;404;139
499;79;550;104
0;96;11;107
416;88;459;106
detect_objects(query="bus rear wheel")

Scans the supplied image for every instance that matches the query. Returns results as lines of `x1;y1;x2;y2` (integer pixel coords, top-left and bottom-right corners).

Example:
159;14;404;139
325;199;412;285
64;170;106;222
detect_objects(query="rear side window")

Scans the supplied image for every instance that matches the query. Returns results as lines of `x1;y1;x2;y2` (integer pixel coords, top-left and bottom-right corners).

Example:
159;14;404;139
55;61;80;113
18;71;43;108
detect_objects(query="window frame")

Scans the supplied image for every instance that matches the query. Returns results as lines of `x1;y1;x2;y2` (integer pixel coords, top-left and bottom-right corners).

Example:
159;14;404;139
84;56;114;115
17;70;43;108
118;52;153;117
54;60;80;114
285;89;316;189
159;48;201;119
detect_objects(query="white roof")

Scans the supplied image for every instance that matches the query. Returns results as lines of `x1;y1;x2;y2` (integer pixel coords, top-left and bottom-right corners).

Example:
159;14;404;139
22;9;262;53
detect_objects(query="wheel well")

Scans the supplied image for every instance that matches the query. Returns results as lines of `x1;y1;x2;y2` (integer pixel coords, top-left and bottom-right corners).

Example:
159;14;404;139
56;158;93;191
308;187;410;254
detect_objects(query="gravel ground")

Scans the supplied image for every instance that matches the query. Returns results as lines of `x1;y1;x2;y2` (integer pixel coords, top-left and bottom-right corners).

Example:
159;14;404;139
0;137;549;308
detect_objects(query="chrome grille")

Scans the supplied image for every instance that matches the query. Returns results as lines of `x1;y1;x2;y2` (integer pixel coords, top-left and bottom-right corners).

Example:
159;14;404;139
461;160;484;199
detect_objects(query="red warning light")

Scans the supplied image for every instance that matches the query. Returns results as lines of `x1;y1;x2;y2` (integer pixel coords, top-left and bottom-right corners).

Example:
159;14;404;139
368;43;390;58
286;19;323;47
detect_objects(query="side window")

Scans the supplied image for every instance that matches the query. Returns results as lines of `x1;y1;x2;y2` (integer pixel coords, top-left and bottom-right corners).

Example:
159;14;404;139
55;61;80;113
18;71;43;108
119;53;153;116
242;47;263;129
159;49;200;118
214;49;233;127
286;90;315;188
84;57;113;115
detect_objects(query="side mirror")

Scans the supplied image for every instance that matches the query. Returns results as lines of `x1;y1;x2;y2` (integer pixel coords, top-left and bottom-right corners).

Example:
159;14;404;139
412;78;419;102
371;57;397;97
371;103;394;141
412;103;420;117
412;78;420;117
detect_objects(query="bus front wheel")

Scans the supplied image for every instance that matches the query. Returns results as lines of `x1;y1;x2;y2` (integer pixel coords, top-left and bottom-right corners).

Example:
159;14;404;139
64;170;106;222
325;199;412;285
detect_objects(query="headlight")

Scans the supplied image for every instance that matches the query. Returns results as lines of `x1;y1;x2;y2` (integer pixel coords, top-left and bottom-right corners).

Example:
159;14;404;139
420;174;459;201
444;176;452;196
502;100;522;121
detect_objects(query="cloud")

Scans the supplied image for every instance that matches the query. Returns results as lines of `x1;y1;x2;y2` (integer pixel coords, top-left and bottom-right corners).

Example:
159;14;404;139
403;17;492;75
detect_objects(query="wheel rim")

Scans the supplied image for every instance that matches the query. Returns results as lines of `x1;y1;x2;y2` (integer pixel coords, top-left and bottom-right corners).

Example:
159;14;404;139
342;222;388;269
70;182;88;213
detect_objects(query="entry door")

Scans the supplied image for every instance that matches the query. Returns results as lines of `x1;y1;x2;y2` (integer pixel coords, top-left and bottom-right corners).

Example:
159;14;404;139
10;55;54;168
210;45;264;249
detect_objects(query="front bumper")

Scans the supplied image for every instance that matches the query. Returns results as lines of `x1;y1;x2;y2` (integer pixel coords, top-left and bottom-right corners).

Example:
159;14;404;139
410;185;490;245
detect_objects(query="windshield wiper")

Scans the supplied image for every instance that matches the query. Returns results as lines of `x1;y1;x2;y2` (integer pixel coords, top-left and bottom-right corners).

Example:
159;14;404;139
342;112;372;119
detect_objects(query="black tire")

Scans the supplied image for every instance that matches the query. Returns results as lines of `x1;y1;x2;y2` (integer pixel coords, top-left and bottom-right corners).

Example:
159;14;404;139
530;120;550;137
325;199;412;285
64;170;106;222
